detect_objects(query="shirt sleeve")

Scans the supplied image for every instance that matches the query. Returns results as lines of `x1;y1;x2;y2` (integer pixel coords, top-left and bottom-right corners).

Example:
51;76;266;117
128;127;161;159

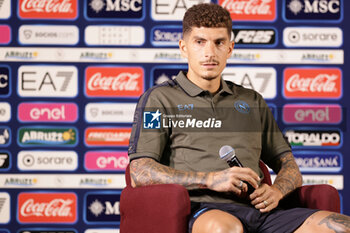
258;94;292;171
128;88;169;162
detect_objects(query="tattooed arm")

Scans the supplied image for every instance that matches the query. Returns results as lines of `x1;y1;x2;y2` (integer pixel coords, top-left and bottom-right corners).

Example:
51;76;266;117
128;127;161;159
130;157;260;195
272;152;303;197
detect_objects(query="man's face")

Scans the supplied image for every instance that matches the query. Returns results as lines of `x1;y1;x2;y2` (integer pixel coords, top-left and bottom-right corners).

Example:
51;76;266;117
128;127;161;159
179;27;234;81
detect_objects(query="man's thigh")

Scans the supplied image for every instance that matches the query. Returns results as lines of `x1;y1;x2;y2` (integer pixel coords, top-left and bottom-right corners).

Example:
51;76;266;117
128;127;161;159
295;210;350;233
192;209;244;233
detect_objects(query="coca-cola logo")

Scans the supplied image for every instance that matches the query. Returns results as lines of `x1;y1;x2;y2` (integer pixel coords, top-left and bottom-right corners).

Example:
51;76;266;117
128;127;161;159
85;66;144;97
219;0;276;21
284;68;342;98
18;192;77;223
19;0;78;19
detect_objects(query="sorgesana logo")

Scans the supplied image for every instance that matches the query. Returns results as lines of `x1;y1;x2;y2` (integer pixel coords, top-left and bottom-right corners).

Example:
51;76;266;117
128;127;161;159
87;0;143;20
151;26;182;46
85;192;121;223
285;0;342;21
293;151;342;173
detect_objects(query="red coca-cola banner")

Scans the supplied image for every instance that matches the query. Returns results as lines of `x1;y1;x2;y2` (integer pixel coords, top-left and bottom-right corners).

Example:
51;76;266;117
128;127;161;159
283;68;342;99
85;66;144;97
19;0;78;19
219;0;276;21
18;192;77;223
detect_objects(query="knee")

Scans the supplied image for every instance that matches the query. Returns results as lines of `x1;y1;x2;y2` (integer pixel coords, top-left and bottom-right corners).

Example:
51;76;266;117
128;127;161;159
197;219;244;233
202;218;244;233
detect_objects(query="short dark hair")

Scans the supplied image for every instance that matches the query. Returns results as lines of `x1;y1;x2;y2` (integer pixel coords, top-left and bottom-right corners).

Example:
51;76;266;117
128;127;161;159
182;3;232;39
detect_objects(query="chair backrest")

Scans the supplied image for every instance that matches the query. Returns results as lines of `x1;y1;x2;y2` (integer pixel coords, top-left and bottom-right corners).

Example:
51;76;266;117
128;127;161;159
125;161;272;187
259;160;272;185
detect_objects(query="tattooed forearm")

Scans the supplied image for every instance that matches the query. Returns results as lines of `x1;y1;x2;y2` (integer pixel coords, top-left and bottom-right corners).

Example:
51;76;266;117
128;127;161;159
130;158;210;190
273;152;302;197
319;213;350;232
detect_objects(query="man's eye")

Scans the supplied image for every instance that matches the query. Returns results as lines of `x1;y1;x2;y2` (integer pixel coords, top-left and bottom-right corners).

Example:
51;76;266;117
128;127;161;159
196;40;203;44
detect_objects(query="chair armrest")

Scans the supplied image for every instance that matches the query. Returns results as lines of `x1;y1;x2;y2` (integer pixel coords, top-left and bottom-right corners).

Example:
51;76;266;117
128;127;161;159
120;183;191;233
280;184;340;213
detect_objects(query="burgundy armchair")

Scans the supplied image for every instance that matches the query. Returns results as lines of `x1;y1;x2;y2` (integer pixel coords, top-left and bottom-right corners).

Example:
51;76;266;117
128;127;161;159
120;161;340;233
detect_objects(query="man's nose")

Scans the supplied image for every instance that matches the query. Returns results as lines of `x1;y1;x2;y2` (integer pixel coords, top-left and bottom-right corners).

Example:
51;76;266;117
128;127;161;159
204;42;215;58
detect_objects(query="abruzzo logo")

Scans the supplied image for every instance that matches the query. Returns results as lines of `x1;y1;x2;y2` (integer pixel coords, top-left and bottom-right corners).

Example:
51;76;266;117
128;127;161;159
143;109;222;129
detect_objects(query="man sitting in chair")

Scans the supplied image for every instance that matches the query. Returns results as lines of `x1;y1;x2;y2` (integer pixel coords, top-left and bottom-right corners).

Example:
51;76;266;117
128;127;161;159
128;3;350;233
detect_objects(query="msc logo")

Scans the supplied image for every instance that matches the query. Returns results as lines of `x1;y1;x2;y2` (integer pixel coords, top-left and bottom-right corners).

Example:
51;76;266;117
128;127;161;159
85;193;121;223
285;0;341;21
143;110;161;129
87;0;143;20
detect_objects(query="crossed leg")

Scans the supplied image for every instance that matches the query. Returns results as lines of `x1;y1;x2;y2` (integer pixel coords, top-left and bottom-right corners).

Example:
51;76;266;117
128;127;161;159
295;211;350;233
192;209;350;233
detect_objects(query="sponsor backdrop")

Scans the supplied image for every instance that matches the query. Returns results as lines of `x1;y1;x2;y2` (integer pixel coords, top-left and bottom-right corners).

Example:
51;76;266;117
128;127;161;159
0;0;348;232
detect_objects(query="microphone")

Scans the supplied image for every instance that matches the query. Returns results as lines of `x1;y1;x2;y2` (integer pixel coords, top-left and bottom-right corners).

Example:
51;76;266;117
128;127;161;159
219;145;255;194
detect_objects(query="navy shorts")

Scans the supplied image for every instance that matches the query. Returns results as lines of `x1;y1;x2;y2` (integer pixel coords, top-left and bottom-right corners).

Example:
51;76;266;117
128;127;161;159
189;202;318;233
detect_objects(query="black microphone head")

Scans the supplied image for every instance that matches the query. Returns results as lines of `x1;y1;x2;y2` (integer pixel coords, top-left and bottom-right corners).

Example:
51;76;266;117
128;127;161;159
219;145;235;161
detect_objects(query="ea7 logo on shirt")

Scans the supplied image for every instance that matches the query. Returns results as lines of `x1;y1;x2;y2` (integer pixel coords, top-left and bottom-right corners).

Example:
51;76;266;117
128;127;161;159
232;28;276;46
285;0;341;21
143;110;161;129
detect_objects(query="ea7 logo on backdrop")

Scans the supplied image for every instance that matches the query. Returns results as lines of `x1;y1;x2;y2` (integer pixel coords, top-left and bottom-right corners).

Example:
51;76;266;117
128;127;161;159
18;103;78;122
18;127;77;146
151;0;211;21
18;65;78;97
219;0;276;21
85;127;131;147
85;193;121;223
284;129;341;147
87;0;143;20
284;68;342;99
19;0;78;19
232;28;276;46
143;110;161;129
285;0;341;21
84;151;129;171
0;128;10;146
222;67;276;99
85;66;144;98
283;104;342;124
0;66;10;96
0;152;10;170
18;192;77;223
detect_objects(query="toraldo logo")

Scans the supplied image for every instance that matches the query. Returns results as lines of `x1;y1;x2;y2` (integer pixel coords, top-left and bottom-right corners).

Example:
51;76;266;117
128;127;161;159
84;151;129;171
18;192;77;223
219;0;276;21
284;128;341;147
283;68;342;99
87;0;143;20
85;127;131;147
283;104;342;124
18;103;78;122
285;0;341;21
19;0;78;19
85;66;144;98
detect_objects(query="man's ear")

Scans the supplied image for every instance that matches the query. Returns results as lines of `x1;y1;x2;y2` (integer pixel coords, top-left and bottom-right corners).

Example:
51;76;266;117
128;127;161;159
179;39;188;58
227;40;235;58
